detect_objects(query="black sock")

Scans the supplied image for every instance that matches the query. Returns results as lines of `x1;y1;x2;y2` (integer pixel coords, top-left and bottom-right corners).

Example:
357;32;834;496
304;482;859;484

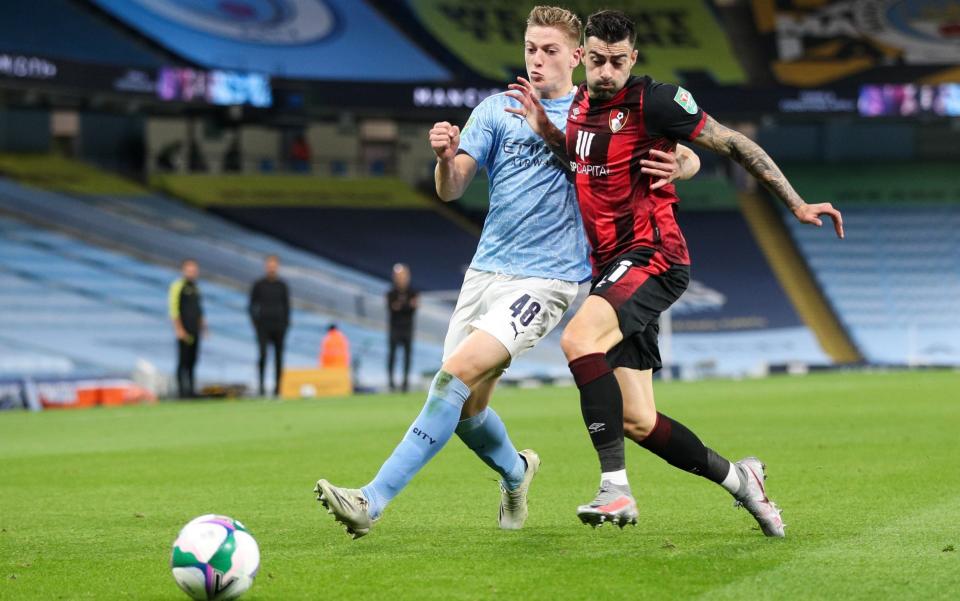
569;353;625;473
638;412;731;483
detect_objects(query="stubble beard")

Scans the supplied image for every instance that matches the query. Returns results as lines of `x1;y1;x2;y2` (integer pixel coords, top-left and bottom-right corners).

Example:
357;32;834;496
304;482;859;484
587;85;614;101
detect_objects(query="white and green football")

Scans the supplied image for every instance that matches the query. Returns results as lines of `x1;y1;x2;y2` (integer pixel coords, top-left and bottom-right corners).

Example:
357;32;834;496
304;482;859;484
170;514;260;600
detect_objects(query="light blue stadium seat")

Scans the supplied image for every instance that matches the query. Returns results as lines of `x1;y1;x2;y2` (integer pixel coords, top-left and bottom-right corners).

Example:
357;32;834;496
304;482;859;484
787;205;960;364
0;208;446;387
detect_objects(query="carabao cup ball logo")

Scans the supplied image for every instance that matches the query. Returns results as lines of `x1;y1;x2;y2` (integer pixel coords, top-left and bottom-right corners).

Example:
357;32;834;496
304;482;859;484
131;0;336;44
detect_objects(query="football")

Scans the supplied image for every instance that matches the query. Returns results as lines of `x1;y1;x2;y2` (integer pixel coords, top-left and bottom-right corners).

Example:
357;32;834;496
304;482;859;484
170;514;260;600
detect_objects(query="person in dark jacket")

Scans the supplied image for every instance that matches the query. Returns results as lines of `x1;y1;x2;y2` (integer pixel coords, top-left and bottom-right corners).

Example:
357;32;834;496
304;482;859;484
249;255;291;396
386;263;419;392
168;259;205;398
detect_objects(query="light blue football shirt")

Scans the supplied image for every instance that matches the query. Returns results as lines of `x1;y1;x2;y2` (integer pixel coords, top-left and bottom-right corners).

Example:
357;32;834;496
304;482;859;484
458;91;591;283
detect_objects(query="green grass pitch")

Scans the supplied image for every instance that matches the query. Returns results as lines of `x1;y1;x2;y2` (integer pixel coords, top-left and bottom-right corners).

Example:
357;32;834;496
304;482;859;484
1;371;958;600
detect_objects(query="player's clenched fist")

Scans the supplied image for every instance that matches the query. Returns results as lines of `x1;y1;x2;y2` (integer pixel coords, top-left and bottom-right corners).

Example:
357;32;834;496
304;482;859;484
429;122;461;161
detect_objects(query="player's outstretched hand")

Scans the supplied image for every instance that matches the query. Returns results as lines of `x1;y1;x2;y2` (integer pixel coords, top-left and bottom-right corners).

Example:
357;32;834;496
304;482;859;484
794;202;844;239
505;77;550;136
429;121;460;161
641;149;682;191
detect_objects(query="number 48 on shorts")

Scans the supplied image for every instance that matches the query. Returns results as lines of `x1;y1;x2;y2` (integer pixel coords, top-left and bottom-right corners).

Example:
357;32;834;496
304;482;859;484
508;294;542;327
443;269;579;362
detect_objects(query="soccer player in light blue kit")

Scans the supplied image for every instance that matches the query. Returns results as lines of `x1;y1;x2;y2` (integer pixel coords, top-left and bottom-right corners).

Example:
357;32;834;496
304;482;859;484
314;6;699;539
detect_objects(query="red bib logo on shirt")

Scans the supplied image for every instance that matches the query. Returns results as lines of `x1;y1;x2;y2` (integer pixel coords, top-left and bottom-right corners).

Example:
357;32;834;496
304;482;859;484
609;108;629;133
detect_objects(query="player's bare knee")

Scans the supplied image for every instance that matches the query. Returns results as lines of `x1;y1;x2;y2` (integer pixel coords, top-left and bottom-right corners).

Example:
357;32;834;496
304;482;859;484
561;327;601;361
441;358;481;387
559;329;577;360
442;356;501;389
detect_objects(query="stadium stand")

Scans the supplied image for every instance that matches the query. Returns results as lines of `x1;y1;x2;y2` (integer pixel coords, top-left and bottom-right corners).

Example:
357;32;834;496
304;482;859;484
780;163;960;365
214;207;477;291
667;209;831;376
739;191;863;364
0;159;457;389
788;205;960;365
0;212;443;389
1;0;171;67
150;172;480;290
0;147;846;381
0;176;442;335
0;163;571;387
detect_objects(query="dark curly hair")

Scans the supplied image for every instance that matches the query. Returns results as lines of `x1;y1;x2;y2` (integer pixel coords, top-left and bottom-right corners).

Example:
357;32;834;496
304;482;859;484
584;10;636;47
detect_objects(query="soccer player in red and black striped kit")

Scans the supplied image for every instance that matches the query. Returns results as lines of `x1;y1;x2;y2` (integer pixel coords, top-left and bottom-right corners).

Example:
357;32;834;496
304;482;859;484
507;9;844;536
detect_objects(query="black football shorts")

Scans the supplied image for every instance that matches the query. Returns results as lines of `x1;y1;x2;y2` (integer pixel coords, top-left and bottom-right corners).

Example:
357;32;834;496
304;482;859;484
590;247;690;371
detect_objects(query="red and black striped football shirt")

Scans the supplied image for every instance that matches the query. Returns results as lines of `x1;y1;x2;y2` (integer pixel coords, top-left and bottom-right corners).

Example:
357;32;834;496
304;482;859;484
566;75;707;274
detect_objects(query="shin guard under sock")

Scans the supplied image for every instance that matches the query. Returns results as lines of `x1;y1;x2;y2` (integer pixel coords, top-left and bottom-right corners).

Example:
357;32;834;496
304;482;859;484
455;408;525;490
362;371;470;518
569;353;625;473
638;412;731;484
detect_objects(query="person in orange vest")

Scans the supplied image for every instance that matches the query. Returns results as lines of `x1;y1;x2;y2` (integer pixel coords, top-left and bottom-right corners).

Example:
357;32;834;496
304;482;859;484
319;324;350;369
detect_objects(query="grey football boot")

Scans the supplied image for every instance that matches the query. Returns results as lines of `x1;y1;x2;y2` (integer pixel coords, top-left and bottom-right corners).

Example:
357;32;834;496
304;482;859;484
498;449;541;530
733;457;785;537
314;479;376;539
576;481;639;528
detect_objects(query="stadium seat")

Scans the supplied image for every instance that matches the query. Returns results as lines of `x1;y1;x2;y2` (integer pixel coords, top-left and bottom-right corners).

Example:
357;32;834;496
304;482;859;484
0;213;442;389
786;206;960;364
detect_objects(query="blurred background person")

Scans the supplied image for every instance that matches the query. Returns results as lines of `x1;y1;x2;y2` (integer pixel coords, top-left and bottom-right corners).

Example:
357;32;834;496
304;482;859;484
168;259;205;399
223;132;242;173
289;134;311;173
249;255;290;397
320;324;351;370
386;263;419;392
187;138;207;172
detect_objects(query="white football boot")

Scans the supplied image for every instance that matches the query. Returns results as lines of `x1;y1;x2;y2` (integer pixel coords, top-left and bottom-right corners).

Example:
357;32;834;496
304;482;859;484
576;481;639;528
314;479;376;539
733;457;785;537
498;449;541;530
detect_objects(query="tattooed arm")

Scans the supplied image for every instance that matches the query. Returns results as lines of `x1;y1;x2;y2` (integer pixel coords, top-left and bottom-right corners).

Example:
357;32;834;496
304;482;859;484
692;116;844;238
504;76;570;165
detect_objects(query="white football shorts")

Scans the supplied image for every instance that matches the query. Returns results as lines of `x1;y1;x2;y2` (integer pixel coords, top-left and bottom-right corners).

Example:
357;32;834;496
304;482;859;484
442;269;580;363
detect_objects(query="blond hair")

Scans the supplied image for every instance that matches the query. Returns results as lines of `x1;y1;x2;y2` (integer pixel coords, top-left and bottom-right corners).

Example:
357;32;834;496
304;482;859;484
526;6;582;47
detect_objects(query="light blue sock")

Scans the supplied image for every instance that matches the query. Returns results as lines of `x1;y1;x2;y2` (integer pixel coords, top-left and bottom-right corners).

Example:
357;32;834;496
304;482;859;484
456;407;526;490
362;371;470;519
